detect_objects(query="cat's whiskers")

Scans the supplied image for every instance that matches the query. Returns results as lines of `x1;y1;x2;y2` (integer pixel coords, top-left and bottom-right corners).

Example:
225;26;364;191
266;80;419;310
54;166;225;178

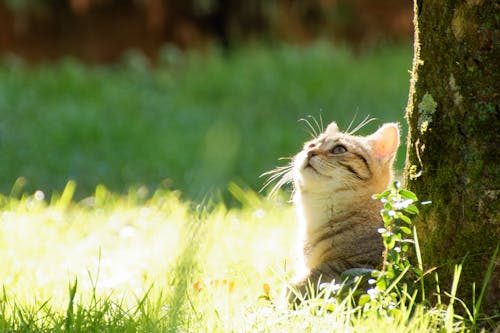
260;162;294;196
347;115;377;135
299;118;319;138
308;115;324;135
299;115;325;139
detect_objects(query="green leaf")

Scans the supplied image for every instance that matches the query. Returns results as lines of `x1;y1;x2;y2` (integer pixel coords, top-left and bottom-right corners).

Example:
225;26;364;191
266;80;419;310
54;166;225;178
401;226;412;235
379;189;392;198
397;213;412;224
382;211;393;224
385;238;395;249
399;189;418;201
390;307;402;317
376;278;387;290
359;294;371;306
404;204;419;215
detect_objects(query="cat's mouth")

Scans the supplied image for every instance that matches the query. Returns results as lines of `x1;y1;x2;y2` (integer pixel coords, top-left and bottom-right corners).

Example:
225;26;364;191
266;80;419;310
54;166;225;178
303;159;319;173
303;158;331;178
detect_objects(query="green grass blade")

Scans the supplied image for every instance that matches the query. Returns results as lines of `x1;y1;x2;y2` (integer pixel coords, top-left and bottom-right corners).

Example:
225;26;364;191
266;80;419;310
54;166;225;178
472;244;499;329
65;278;78;332
412;226;425;302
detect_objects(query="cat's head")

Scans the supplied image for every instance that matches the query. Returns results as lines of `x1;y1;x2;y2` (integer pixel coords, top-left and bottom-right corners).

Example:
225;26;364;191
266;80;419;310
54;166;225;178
292;121;400;195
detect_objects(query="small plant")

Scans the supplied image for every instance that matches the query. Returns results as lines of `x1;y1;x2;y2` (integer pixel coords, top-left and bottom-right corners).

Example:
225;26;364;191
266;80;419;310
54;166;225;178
358;181;425;316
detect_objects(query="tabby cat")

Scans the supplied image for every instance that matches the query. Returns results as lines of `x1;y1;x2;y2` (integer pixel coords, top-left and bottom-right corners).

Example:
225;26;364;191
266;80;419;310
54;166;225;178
265;119;400;303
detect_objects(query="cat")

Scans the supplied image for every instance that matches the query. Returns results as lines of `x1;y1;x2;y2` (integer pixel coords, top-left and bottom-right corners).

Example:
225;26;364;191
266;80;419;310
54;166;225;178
264;119;400;303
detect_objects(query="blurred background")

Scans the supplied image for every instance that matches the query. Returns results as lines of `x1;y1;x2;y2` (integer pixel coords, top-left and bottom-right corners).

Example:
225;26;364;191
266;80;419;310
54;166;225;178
0;0;414;201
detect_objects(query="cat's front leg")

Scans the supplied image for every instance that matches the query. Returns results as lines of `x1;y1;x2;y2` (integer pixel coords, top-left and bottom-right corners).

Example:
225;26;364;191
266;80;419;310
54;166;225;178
285;267;340;306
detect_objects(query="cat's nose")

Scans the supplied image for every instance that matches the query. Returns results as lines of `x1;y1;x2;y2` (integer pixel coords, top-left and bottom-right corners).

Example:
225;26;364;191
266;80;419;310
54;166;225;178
307;148;322;158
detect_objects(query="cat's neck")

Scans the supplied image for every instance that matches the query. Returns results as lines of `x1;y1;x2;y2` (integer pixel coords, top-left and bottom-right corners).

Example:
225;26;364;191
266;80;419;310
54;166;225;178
294;188;379;231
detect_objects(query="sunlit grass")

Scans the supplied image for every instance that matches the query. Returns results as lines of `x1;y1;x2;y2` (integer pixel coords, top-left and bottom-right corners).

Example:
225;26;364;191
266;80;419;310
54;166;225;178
0;182;487;332
0;182;298;331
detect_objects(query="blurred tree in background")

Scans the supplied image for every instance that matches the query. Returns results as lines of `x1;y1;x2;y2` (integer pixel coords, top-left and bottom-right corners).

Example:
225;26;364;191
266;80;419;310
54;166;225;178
0;0;412;63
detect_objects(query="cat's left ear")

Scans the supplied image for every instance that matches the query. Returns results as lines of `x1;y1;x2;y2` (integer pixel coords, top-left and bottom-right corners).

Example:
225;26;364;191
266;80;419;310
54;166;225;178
368;123;400;160
325;121;339;134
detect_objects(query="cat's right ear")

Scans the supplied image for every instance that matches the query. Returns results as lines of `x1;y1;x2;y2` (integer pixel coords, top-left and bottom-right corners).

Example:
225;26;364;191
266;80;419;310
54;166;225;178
326;122;339;134
368;123;400;160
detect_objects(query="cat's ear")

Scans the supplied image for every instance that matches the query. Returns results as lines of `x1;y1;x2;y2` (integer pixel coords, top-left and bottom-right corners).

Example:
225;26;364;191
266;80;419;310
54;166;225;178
326;122;339;134
368;123;400;160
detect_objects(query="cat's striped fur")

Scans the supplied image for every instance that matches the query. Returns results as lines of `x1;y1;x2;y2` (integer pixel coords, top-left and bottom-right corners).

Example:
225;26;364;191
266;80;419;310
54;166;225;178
266;119;400;303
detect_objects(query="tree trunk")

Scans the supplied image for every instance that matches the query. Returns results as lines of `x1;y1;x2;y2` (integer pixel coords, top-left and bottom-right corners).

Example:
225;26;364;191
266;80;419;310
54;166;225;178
404;0;499;313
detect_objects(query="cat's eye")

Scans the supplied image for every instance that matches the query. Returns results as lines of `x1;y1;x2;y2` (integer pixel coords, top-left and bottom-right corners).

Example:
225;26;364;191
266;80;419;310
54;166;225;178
330;145;347;154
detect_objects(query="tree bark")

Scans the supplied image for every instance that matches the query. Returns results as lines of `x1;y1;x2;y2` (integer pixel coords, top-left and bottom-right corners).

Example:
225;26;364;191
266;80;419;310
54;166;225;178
404;0;499;314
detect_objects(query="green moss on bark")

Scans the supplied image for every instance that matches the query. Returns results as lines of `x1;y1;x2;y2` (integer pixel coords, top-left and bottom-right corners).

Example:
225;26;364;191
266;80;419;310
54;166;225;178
405;0;499;313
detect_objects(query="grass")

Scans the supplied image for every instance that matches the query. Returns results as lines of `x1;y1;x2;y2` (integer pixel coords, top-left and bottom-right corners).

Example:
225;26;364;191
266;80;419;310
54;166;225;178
0;184;493;332
0;42;412;200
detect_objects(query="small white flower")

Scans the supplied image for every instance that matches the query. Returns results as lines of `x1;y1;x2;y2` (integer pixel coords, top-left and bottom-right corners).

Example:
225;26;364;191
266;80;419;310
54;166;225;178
367;288;378;299
252;209;266;219
119;226;136;239
34;190;45;201
393;199;414;210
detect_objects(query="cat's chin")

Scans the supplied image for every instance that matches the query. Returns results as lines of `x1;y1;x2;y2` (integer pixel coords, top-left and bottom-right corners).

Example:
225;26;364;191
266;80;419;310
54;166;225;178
297;170;337;193
303;164;317;173
301;166;321;180
301;163;331;179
